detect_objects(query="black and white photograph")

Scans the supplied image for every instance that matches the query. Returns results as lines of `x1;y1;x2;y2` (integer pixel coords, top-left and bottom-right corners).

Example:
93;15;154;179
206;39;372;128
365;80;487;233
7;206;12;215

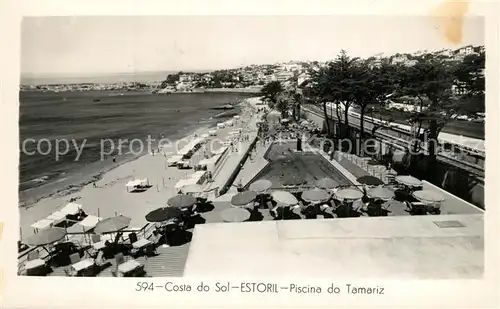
14;13;487;282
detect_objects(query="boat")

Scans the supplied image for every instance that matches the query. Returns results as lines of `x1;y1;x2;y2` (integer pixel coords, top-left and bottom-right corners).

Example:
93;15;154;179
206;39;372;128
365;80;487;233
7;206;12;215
211;104;235;110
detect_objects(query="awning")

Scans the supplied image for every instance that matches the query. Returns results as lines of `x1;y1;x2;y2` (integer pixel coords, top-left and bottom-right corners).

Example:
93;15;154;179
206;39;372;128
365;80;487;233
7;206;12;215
60;203;82;215
31;219;54;230
47;211;66;221
79;215;102;228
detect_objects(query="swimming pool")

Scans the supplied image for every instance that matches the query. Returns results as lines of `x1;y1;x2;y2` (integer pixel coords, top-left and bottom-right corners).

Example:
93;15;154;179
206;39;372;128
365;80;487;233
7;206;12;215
246;141;353;191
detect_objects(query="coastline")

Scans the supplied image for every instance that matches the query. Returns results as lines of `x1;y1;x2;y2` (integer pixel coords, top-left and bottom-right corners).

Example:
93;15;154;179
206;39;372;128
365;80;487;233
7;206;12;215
19;123;211;209
19;98;258;239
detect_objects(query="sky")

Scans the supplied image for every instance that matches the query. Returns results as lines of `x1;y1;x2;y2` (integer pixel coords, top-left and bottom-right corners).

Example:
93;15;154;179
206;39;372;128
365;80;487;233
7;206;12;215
21;15;484;77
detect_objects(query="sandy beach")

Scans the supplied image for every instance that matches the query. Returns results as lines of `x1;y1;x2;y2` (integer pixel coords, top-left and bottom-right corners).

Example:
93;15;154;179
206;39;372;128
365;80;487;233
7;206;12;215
19;97;261;240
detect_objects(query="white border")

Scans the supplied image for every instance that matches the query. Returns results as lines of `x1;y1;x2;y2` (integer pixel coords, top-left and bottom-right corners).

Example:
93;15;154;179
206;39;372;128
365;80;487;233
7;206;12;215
1;1;499;308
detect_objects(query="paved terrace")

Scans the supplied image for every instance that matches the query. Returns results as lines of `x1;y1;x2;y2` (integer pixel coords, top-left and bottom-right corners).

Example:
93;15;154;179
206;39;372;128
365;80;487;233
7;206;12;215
184;214;484;279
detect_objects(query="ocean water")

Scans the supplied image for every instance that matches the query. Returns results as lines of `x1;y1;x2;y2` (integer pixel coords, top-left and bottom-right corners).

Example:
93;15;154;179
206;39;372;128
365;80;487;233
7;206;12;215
19;91;252;195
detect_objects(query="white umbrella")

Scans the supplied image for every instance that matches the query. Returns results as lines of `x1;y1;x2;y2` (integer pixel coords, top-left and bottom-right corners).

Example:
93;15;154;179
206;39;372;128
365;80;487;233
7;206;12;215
395;175;422;187
271;191;298;207
335;188;363;201
412;190;444;204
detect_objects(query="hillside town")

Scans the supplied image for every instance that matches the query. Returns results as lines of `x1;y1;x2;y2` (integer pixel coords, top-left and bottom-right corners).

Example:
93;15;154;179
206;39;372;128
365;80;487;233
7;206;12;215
21;45;484;96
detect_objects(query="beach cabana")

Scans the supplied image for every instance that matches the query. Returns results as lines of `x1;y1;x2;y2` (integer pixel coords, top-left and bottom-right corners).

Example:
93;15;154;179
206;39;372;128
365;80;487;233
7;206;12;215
167;155;183;166
214;147;227;155
175;179;189;191
146;207;183;222
46;211;67;225
208;129;217;136
183;184;205;195
61;203;83;216
125;178;149;192
31;219;55;233
191;171;207;184
217;123;225;129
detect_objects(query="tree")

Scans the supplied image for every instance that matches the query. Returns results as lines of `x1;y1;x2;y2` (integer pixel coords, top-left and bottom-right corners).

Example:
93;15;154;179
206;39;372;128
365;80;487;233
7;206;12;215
396;52;464;165
310;50;361;138
350;59;394;152
260;81;284;107
452;51;485;115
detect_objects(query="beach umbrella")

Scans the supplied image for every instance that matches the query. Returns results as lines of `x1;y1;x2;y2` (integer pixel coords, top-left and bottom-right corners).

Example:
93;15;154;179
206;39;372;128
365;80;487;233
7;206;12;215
367;187;395;201
231;191;257;207
146;207;183;223
220;208;251;223
302;188;330;203
93;215;131;234
412;190;444;204
357;175;384;186
25;227;67;246
271;191;298;207
315;177;339;190
249;179;272;194
335;188;364;201
168;194;197;208
395;175;422;187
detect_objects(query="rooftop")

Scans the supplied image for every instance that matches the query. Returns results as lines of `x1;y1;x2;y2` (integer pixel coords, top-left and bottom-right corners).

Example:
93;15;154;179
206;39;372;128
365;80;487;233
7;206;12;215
184;214;484;279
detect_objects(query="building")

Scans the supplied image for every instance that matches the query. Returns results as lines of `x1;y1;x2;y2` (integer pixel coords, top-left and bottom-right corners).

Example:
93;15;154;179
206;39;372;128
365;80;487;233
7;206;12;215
179;74;193;82
391;54;417;66
275;71;295;82
297;72;311;87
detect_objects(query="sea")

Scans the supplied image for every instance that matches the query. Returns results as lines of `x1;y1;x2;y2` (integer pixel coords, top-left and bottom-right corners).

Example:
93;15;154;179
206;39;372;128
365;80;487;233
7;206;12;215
19;90;253;204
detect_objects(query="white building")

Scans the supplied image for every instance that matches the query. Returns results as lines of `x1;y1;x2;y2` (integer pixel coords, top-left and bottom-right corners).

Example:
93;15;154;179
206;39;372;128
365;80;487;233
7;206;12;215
297;73;311;86
179;74;193;82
